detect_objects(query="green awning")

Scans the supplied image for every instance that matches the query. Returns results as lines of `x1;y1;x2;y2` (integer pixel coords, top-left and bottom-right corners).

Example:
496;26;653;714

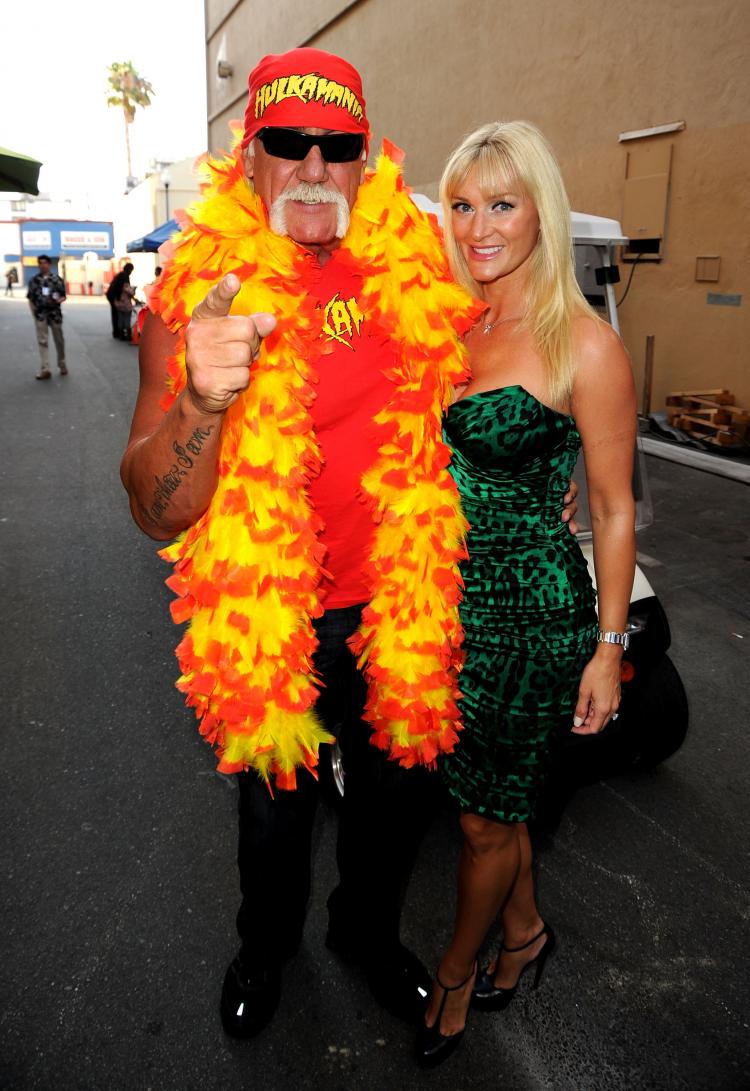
0;146;43;195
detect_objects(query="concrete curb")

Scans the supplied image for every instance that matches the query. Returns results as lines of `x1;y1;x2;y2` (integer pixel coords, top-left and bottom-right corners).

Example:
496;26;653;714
640;435;750;484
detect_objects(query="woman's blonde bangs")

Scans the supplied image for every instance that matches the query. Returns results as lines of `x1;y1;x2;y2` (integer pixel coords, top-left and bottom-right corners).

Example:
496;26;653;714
444;138;525;206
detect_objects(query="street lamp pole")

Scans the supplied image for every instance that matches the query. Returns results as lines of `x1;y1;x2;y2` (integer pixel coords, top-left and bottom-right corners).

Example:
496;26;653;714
161;166;171;221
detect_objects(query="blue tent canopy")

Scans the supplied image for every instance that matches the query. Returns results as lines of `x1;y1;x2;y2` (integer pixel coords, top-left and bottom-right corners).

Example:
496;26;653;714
126;219;179;253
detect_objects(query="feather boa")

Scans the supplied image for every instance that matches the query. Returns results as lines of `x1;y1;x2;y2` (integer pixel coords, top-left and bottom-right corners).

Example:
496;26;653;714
150;139;479;788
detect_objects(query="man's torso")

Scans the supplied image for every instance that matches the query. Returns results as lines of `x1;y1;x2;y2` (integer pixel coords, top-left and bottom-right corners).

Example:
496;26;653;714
307;253;396;608
29;273;65;321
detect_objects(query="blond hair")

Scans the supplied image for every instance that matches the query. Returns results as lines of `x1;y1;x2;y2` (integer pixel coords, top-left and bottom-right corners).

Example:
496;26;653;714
440;121;595;404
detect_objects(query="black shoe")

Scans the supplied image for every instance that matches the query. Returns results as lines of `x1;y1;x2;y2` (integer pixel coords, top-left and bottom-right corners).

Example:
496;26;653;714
219;956;281;1039
365;944;432;1024
472;922;555;1012
415;962;476;1069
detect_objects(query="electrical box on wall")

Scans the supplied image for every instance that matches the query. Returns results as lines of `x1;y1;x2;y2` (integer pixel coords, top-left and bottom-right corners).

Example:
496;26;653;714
621;141;673;262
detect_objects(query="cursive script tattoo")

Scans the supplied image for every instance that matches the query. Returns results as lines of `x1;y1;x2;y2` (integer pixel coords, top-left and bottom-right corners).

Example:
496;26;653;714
140;425;214;526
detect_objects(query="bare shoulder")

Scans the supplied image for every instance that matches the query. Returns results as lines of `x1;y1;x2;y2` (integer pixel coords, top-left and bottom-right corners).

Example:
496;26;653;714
572;313;631;393
574;313;625;358
570;313;635;430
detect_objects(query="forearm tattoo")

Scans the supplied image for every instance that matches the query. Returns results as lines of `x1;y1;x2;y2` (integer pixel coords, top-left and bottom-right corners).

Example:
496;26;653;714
139;425;215;527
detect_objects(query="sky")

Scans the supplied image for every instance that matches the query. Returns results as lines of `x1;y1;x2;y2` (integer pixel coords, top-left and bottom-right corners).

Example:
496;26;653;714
4;0;208;211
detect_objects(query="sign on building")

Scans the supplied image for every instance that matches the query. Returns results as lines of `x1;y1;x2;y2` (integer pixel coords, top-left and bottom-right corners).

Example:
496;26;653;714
22;229;52;249
60;230;110;251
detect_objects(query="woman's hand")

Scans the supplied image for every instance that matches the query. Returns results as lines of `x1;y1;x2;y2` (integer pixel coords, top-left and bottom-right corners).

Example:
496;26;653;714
561;478;578;535
571;648;622;734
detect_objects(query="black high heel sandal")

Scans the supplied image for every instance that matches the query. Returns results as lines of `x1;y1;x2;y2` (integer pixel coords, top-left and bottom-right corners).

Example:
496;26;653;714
472;922;555;1012
415;962;476;1069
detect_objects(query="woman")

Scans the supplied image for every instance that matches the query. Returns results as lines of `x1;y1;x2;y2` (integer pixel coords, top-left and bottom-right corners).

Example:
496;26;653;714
416;121;636;1067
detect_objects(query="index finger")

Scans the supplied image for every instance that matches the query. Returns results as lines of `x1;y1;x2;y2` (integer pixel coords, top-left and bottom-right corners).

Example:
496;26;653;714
191;273;241;321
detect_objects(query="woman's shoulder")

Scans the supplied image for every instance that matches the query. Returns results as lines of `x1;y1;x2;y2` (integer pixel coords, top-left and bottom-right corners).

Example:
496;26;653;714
573;312;628;368
572;311;622;353
571;312;632;399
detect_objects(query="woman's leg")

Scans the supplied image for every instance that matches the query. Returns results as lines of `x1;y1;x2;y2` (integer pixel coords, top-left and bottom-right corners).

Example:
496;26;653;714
488;822;547;987
425;813;521;1035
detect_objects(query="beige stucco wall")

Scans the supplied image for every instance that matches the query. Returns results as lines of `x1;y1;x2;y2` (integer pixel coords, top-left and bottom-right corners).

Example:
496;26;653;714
205;0;750;410
205;0;353;147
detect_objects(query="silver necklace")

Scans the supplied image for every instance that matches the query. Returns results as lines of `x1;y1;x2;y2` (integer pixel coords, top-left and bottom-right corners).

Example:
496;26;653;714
482;313;522;335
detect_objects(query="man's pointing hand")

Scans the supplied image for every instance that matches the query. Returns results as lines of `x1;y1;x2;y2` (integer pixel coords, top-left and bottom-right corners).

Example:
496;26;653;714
185;273;276;414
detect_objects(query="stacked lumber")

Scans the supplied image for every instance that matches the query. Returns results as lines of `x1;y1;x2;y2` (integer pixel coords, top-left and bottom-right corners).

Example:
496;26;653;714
666;389;750;448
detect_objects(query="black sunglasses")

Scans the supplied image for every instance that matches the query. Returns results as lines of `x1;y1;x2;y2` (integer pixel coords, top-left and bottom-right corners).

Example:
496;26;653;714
256;127;365;163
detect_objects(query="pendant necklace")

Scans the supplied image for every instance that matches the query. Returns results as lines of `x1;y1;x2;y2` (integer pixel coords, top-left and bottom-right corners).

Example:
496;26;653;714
482;313;523;335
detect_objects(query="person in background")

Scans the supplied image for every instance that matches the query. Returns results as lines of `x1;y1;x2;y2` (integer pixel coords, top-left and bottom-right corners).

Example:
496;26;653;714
415;121;636;1068
134;266;164;341
27;255;67;380
106;262;134;339
115;279;136;341
5;265;18;296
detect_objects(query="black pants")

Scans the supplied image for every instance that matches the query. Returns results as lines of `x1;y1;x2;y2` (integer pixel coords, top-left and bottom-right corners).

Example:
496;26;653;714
235;604;441;968
109;301;118;337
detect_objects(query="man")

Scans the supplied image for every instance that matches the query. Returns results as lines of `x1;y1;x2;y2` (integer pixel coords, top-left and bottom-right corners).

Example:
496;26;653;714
27;255;67;379
121;47;576;1040
106;262;134;339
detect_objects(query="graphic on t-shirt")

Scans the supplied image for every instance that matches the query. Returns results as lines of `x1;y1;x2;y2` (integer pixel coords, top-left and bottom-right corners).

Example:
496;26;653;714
321;292;364;350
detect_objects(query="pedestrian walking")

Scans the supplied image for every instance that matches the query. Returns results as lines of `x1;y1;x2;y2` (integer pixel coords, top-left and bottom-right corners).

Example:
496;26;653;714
27;256;67;379
5;266;18;296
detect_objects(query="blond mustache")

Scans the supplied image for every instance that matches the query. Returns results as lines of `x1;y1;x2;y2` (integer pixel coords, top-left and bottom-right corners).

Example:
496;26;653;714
269;183;351;239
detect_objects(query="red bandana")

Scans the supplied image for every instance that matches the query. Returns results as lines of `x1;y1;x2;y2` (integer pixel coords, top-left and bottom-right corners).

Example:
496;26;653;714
241;47;370;150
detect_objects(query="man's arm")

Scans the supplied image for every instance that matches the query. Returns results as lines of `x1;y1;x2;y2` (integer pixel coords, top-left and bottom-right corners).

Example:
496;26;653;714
120;273;276;541
27;276;36;314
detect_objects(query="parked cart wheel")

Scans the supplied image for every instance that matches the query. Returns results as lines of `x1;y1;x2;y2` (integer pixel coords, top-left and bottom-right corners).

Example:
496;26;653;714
621;653;689;772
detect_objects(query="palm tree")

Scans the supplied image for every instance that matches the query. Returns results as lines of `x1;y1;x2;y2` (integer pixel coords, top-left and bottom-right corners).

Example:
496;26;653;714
106;61;155;184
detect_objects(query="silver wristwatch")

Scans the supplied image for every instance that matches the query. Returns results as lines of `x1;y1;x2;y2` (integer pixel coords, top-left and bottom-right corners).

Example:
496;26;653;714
597;629;630;651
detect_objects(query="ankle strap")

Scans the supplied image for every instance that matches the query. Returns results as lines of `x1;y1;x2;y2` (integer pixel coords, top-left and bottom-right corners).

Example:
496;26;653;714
435;961;476;992
501;923;547;954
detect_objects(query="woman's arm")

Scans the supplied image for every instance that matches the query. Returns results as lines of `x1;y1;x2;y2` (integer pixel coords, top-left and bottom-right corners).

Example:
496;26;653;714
570;317;637;734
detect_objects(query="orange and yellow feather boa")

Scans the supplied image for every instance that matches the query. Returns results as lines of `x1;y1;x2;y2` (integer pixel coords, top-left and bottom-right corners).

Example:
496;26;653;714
149;140;479;789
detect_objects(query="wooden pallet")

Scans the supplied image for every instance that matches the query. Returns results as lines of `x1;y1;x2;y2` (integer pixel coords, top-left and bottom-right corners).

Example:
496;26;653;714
665;389;749;445
668;392;737;410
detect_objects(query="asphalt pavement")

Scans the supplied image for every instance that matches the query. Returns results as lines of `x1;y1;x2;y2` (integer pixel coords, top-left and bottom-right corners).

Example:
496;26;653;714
1;295;749;1091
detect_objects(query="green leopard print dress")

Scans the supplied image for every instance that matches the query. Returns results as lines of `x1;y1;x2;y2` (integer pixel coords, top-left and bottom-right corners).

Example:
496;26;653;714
441;385;598;822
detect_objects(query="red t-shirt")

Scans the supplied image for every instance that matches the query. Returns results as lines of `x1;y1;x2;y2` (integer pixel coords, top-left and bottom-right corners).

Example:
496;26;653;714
306;253;396;608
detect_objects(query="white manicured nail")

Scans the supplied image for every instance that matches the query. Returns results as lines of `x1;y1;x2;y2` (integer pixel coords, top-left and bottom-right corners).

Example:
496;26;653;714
573;716;584;727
